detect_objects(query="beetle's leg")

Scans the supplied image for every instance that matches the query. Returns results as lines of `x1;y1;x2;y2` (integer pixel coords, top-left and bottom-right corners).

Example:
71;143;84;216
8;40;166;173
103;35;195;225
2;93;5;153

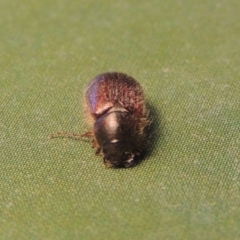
50;131;93;140
95;147;101;155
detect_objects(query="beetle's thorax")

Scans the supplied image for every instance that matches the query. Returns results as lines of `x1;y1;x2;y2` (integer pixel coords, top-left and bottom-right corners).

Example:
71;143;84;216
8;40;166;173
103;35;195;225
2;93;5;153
93;108;137;167
94;107;130;145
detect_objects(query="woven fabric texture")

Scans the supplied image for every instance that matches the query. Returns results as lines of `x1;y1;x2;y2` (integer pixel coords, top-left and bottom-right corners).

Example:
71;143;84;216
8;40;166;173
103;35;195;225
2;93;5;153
1;0;240;239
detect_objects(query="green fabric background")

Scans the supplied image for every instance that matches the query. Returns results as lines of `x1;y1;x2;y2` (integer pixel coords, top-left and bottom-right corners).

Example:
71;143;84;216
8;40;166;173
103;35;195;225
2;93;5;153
1;0;239;239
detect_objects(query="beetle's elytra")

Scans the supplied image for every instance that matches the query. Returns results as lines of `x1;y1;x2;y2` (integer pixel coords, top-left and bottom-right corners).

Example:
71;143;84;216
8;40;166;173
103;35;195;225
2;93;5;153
51;72;150;168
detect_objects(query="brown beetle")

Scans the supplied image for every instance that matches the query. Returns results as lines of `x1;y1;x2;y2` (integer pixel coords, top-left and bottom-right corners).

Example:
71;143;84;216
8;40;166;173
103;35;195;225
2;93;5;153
51;72;150;168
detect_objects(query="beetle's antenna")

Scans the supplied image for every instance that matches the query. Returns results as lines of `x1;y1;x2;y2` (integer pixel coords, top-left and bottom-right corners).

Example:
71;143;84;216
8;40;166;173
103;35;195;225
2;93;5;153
50;131;93;140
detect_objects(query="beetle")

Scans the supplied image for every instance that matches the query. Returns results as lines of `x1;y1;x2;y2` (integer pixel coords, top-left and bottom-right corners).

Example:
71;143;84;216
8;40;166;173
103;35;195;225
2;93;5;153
51;72;150;168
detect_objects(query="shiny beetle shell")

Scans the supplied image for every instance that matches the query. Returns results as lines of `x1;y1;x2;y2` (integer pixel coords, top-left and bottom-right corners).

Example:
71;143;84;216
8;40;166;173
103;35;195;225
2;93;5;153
85;72;149;168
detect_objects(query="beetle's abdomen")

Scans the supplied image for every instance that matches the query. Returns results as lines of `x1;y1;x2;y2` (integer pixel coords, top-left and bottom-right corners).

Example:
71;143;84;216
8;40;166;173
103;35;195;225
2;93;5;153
86;72;147;119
